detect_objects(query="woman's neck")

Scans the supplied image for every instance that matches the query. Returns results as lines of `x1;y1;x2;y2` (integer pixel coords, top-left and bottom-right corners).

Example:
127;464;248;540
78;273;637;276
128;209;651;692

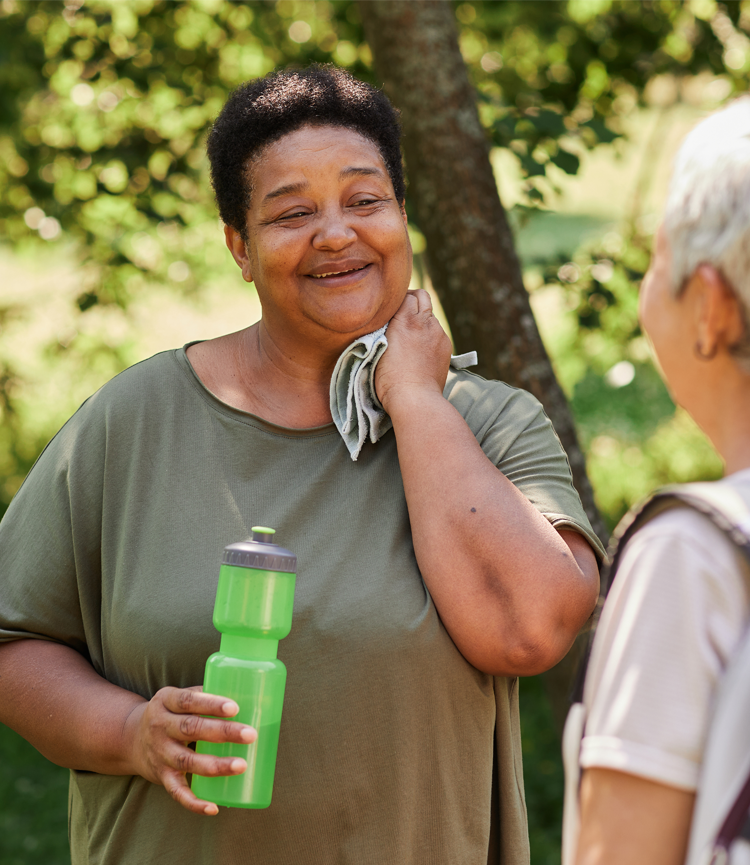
186;322;345;428
716;408;750;476
694;362;750;476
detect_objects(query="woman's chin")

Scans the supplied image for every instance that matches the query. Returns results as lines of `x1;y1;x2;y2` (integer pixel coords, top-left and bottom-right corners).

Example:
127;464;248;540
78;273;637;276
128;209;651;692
306;302;394;340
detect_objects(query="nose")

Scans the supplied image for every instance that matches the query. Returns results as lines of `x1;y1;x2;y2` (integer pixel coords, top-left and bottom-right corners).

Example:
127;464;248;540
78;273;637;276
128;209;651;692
312;208;356;251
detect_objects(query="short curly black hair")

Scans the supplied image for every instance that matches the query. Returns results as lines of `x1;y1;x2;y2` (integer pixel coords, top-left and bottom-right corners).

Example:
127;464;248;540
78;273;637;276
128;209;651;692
207;64;405;238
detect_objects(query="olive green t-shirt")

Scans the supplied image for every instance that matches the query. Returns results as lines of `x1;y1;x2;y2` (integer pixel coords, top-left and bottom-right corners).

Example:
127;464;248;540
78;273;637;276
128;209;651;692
0;347;602;865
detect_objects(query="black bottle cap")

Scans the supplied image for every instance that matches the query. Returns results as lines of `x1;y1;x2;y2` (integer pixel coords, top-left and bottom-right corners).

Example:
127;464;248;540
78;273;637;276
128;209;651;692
222;526;297;573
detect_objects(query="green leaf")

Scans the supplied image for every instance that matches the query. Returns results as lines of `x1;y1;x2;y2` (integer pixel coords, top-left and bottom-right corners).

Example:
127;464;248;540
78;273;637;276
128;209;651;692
528;109;566;137
520;154;547;177
582;118;620;145
550;148;580;175
76;291;98;312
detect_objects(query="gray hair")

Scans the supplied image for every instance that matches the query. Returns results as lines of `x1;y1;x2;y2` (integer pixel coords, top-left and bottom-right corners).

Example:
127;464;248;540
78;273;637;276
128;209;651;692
664;96;750;370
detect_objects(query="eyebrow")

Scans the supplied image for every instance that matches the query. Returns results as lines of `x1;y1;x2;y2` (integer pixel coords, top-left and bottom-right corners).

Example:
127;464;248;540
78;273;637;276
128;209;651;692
339;166;386;180
263;181;308;203
262;166;386;203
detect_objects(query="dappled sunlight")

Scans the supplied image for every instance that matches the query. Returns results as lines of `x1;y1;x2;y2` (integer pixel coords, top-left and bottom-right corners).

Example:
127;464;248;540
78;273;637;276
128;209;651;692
0;244;261;505
0;1;747;862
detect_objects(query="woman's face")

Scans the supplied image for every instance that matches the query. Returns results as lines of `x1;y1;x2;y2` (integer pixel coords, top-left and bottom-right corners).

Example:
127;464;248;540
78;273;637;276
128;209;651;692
232;124;412;346
638;226;694;406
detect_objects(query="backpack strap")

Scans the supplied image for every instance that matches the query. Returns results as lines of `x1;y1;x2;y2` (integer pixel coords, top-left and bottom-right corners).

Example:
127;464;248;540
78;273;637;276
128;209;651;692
694;615;750;865
711;772;750;864
670;486;750;855
603;482;750;594
572;482;750;705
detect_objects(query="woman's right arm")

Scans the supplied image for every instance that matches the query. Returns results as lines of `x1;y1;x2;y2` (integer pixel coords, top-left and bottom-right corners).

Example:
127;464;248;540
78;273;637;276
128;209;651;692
0;639;256;815
575;767;694;865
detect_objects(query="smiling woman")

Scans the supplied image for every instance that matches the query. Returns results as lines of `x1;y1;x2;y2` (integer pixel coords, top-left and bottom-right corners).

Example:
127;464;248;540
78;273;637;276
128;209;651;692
239;129;410;337
188;124;412;425
0;65;603;865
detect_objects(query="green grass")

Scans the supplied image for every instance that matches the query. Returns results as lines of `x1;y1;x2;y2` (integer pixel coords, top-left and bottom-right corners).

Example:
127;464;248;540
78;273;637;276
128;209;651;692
0;724;70;865
571;364;723;529
521;675;565;865
515;212;614;267
571;361;675;444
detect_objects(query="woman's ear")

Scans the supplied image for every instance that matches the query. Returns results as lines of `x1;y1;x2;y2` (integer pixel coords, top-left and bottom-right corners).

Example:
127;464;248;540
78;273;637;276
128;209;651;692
400;200;408;225
224;224;253;283
694;264;745;356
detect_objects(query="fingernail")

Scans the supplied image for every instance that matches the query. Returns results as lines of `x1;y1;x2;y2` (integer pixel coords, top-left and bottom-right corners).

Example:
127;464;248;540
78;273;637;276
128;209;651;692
222;701;239;715
204;803;218;815
230;759;247;773
240;727;256;742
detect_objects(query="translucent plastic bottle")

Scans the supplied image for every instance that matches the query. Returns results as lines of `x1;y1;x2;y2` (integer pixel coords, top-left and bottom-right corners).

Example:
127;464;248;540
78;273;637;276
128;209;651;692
191;527;297;809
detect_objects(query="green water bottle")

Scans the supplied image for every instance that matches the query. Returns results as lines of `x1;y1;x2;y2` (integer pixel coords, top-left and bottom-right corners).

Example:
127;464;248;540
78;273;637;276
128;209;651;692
191;527;297;809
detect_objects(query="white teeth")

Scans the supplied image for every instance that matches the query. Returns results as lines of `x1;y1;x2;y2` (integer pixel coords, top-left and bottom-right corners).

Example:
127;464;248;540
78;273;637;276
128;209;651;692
310;265;366;279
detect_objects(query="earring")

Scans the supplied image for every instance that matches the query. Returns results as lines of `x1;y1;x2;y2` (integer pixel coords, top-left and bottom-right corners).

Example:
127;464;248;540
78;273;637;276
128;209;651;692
694;340;718;361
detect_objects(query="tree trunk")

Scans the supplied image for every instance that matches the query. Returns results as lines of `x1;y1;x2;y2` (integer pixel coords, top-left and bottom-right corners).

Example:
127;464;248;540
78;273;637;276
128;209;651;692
359;0;607;723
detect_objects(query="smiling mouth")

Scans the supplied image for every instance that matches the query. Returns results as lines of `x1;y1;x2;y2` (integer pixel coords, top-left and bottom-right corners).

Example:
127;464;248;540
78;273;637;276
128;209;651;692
309;264;370;279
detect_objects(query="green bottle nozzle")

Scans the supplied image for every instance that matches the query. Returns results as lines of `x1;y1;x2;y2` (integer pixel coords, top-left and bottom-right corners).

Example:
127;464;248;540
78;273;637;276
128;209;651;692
251;526;276;543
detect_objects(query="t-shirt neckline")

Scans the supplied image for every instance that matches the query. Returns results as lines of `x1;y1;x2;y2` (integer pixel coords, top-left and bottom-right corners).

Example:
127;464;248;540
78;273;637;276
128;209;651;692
175;342;338;438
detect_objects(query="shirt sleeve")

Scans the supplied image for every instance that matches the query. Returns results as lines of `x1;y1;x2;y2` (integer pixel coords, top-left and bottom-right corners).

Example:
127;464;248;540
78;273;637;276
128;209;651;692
445;369;605;561
581;507;750;790
0;397;105;659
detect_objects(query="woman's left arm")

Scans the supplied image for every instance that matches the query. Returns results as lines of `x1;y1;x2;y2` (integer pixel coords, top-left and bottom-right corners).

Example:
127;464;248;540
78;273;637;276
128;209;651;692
376;290;599;676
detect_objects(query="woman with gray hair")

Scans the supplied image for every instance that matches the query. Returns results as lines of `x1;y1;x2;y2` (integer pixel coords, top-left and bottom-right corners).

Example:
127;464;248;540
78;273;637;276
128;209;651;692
563;97;750;865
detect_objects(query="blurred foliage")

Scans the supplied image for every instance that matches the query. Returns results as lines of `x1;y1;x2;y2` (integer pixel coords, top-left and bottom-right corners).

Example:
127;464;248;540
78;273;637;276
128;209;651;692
528;219;723;530
0;722;69;865
2;0;749;293
0;0;368;303
0;0;743;517
467;0;750;200
0;2;745;864
521;674;567;865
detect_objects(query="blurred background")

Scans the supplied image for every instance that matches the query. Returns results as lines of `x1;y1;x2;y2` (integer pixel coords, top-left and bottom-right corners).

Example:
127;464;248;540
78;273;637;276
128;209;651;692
0;0;746;862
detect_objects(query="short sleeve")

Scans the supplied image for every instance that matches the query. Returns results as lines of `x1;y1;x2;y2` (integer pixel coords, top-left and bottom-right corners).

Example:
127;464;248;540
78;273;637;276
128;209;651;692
0;400;105;659
445;369;605;561
581;508;750;790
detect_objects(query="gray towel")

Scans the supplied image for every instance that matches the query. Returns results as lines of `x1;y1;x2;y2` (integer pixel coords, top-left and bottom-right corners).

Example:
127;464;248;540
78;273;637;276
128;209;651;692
330;323;478;460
